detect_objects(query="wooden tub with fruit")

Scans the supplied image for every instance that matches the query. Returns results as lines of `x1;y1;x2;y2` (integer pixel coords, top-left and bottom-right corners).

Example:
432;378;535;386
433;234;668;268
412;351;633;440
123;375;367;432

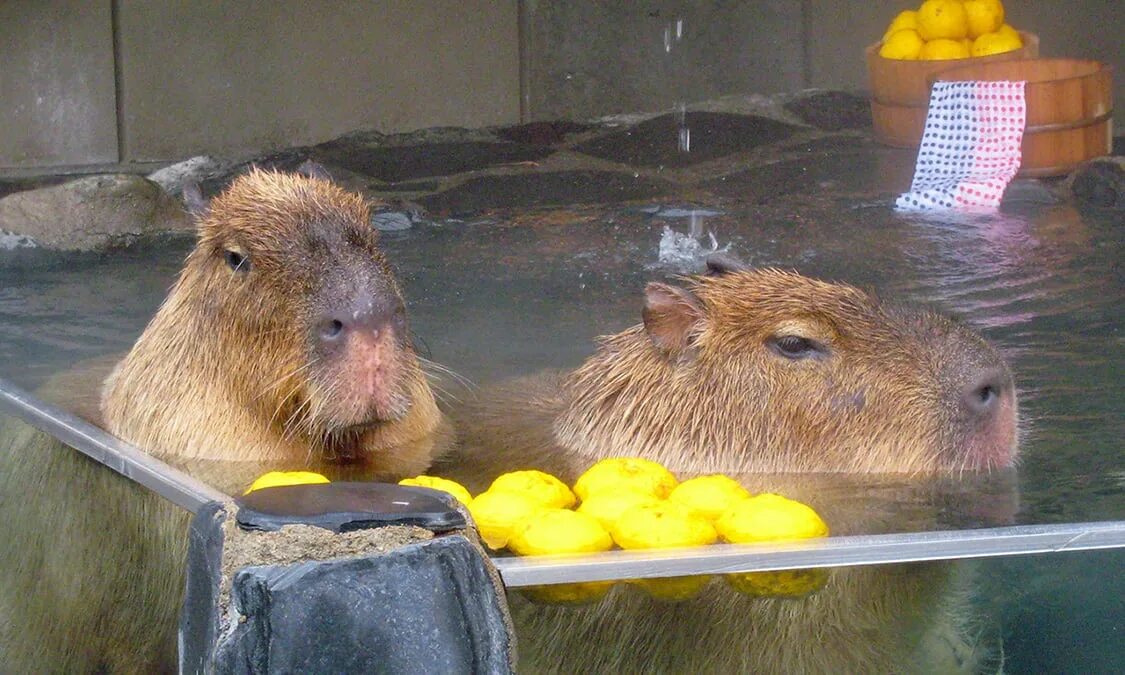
866;0;1039;147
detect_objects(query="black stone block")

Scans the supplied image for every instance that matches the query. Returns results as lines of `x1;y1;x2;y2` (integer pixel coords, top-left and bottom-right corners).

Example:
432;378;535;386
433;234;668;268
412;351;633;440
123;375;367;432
573;112;799;168
235;482;466;534
214;536;513;675
312;141;555;182
418;170;670;215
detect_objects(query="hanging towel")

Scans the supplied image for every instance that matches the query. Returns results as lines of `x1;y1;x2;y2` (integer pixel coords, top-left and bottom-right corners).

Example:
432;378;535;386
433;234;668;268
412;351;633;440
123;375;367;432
896;80;1027;212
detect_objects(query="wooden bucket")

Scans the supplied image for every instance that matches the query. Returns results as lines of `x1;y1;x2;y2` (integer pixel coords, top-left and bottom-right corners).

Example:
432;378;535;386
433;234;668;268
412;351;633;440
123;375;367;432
865;32;1039;147
931;59;1114;177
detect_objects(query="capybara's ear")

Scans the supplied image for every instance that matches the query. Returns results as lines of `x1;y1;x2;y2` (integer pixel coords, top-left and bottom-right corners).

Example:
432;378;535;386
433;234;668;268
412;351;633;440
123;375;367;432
297;160;333;182
642;282;705;356
704;252;750;276
182;181;209;219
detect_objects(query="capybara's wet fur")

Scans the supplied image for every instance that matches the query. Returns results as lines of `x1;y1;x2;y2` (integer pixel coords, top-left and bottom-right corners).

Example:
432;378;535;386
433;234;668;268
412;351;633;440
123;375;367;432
0;169;452;673
439;260;1019;673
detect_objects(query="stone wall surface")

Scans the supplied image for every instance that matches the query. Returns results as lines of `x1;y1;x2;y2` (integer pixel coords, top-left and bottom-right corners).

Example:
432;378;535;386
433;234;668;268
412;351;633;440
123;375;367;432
0;1;1120;169
0;0;117;169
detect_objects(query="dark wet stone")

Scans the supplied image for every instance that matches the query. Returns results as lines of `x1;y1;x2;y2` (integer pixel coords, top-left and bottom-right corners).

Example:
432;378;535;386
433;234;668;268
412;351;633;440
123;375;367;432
495;120;597;145
372;179;441;193
784;91;872;131
1000;180;1063;206
573;112;799;168
1070;158;1125;208
419;170;671;215
702;150;893;203
782;134;873;155
236;482;464;533
312;141;555;182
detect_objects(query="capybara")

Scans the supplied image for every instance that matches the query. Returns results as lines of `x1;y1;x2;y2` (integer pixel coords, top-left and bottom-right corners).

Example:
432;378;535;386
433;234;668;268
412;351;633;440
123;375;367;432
438;254;1019;673
0;167;452;673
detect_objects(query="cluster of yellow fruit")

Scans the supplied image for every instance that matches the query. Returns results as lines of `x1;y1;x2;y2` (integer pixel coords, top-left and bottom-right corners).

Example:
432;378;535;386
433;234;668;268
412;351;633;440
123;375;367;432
401;458;831;606
879;0;1023;61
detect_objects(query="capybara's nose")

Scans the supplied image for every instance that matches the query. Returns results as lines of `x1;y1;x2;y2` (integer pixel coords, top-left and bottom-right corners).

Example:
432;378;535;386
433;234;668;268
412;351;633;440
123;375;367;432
316;300;394;345
962;367;1011;418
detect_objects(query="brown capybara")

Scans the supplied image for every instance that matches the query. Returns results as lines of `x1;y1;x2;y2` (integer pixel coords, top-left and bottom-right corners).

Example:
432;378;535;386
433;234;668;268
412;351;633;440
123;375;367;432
437;254;1019;673
0;167;452;673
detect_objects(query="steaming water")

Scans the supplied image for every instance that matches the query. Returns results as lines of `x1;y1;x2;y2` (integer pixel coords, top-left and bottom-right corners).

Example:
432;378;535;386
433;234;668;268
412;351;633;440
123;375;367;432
0;197;1121;669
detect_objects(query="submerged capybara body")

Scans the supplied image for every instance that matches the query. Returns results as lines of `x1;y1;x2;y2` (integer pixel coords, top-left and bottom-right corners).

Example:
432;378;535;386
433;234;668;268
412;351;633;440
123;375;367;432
0;168;452;673
439;256;1019;673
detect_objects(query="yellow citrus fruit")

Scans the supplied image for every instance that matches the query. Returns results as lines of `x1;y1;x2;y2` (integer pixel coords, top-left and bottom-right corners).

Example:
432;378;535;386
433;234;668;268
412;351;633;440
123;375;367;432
716;493;829;543
398;476;473;506
996;23;1019;40
573;457;678;501
576;491;662;531
520;582;614;605
919;38;971;60
488;469;576;509
882;10;918;40
971;29;1022;57
244;470;329;494
631;575;712;602
716;493;831;598
611;501;717;550
507;508;613;556
725;569;830;598
467;490;542;550
668;475;752;522
917;0;969;40
963;0;1004;38
878;29;925;60
611;501;716;601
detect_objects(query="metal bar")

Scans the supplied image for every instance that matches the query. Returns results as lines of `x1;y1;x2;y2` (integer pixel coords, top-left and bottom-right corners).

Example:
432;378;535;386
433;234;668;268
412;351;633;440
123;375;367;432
0;376;227;513
491;520;1125;587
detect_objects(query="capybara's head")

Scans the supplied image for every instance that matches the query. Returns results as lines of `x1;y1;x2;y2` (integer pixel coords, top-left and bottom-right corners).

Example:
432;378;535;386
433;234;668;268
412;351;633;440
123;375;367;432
179;168;420;436
557;256;1018;475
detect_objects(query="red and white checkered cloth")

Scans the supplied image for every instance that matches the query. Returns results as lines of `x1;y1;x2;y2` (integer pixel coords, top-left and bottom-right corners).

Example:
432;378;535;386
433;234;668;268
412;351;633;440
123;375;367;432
896;80;1027;211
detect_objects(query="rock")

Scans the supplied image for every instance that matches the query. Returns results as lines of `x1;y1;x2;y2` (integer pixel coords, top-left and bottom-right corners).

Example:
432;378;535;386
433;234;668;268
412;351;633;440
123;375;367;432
0;231;38;250
182;498;515;674
783;90;872;131
573;112;798;168
0;174;192;252
370;211;414;232
147;156;231;196
1068;157;1125;208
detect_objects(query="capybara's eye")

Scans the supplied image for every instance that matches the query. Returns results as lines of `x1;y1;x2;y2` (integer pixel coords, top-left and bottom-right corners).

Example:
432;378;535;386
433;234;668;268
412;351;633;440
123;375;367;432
769;335;824;360
224;249;251;273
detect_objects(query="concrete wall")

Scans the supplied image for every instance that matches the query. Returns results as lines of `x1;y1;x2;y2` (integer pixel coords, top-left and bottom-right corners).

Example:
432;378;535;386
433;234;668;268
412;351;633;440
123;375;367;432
1;0;1120;169
520;1;806;122
0;0;117;168
524;0;1123;129
116;0;520;162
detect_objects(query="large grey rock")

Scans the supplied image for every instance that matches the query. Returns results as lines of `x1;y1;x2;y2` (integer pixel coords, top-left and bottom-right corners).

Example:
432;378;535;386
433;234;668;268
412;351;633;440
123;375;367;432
0;174;192;251
182;495;515;675
1068;157;1125;208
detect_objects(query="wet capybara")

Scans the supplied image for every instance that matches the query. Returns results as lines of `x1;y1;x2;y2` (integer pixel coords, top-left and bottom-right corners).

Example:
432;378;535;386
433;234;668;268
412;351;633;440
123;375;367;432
0;167;452;673
438;254;1019;673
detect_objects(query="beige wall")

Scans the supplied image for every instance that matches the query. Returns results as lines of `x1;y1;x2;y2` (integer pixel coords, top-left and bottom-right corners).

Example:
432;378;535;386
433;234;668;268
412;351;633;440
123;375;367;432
1;1;1120;169
0;0;117;168
116;0;521;162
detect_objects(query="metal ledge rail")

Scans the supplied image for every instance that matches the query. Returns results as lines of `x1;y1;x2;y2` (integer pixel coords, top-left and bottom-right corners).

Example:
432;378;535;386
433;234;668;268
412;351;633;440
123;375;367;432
3;376;1124;588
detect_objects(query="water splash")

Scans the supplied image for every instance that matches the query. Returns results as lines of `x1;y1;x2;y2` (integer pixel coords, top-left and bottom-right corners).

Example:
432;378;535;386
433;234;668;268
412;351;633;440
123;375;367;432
655;209;730;272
